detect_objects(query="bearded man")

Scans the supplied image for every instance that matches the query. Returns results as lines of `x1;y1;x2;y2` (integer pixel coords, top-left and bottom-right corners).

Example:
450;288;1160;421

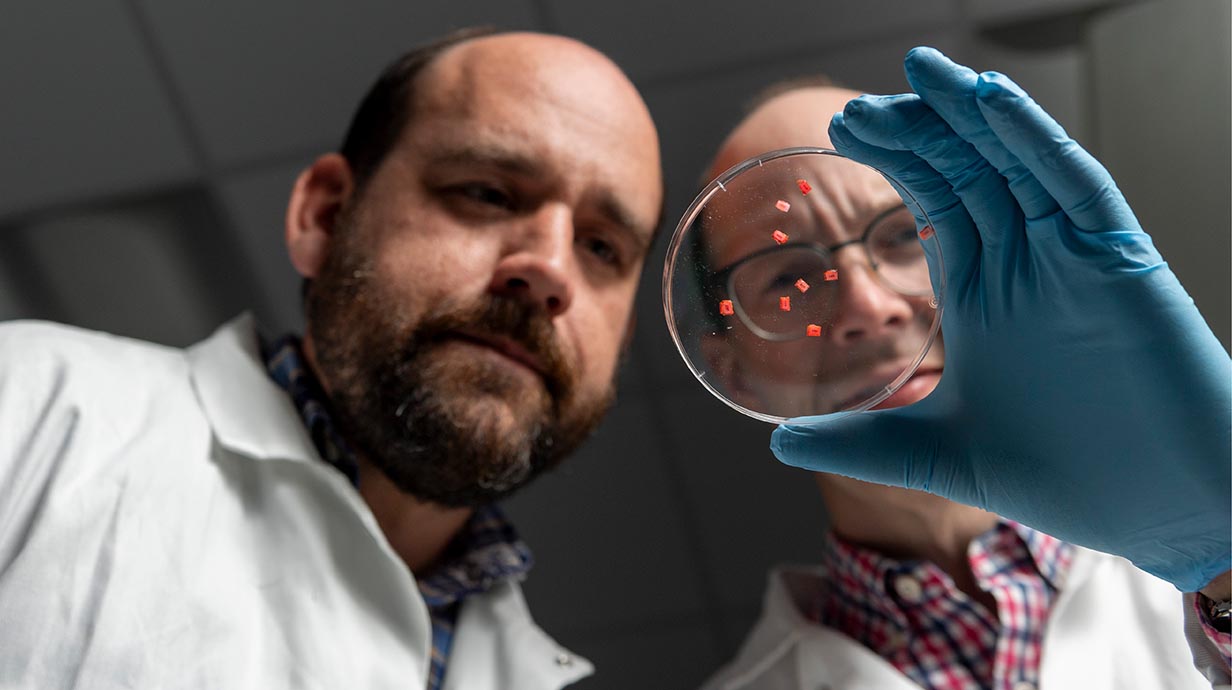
0;28;663;690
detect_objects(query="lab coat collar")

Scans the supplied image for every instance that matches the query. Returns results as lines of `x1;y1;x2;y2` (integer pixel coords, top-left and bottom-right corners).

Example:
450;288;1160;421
709;564;918;690
187;313;320;464
445;581;593;689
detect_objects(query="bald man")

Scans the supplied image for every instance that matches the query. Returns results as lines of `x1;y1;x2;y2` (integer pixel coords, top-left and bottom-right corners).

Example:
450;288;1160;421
0;29;662;689
698;83;1218;689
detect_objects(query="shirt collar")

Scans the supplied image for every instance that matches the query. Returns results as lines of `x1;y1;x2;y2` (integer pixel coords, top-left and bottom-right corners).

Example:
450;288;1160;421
819;519;1073;618
820;531;914;628
186;314;320;465
417;505;534;608
1004;520;1073;590
263;334;360;485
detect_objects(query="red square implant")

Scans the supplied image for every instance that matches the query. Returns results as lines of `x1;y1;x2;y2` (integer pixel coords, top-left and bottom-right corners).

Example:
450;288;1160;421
796;179;812;195
779;296;791;312
824;269;838;281
771;229;789;245
775;199;791;212
918;225;935;240
806;324;822;337
718;299;734;316
794;278;810;293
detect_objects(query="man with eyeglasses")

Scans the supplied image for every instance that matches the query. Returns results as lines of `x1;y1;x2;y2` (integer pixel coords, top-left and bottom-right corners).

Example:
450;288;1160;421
696;51;1228;689
695;144;940;417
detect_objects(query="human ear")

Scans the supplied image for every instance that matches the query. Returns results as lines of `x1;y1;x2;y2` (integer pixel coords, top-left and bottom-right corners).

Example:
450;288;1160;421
285;153;355;280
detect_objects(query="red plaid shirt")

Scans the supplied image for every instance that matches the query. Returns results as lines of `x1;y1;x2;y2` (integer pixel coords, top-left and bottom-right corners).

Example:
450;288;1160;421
812;521;1073;690
1195;595;1232;668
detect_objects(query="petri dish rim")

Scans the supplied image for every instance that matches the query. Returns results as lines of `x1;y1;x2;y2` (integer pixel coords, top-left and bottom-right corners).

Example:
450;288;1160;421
662;146;945;425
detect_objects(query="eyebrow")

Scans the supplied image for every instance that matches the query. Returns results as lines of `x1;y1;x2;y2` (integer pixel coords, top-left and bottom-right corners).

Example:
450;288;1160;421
427;143;656;256
426;144;546;178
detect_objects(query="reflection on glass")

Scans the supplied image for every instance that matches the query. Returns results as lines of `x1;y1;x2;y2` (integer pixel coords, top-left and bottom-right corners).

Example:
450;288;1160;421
663;148;945;423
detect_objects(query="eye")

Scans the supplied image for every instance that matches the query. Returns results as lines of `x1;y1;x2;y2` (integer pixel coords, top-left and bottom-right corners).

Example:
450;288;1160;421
870;224;923;262
760;271;798;295
447;182;516;211
880;225;919;248
579;234;620;266
460;182;512;205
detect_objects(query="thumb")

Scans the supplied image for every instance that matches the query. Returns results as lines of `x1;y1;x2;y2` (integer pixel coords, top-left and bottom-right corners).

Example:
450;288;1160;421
771;407;946;492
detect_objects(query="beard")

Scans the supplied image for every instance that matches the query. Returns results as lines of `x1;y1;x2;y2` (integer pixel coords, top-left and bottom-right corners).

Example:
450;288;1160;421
304;221;615;507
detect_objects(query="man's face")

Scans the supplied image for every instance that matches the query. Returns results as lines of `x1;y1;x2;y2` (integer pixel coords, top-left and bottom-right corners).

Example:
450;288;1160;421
305;35;663;506
700;89;942;418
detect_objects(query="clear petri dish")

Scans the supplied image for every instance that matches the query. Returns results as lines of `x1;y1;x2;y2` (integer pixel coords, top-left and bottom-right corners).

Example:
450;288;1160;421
663;147;945;424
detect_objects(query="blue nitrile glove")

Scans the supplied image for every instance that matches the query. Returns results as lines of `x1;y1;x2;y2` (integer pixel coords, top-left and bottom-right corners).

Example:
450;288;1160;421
771;47;1231;592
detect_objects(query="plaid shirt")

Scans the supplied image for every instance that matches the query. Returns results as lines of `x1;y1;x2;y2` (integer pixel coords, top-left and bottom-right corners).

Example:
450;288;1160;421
1195;595;1232;668
812;521;1073;690
263;336;533;690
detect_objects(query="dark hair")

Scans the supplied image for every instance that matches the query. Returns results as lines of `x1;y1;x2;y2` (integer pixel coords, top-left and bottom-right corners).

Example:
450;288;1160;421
339;26;499;193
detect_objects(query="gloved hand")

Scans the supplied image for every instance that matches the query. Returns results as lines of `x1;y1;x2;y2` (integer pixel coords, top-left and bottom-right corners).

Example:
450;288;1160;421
771;47;1231;592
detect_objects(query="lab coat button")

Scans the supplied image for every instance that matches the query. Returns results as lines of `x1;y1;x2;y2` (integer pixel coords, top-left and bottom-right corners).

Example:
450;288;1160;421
893;574;923;603
555;652;574;668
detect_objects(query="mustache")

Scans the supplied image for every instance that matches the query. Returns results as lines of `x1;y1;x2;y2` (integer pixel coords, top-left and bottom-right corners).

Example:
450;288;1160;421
411;297;573;401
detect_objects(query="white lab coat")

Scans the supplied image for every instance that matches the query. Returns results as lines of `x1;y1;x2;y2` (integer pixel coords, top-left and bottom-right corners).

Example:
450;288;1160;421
0;315;591;690
703;550;1228;690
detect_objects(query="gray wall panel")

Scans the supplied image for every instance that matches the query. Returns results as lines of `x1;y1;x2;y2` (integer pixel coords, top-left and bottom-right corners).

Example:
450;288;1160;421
0;0;198;219
137;0;542;167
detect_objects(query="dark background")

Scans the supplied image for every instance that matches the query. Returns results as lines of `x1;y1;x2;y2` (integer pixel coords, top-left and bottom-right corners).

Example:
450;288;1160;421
1;1;1227;686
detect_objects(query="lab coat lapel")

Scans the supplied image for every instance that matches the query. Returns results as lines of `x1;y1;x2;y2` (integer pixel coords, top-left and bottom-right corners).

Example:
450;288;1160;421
443;581;593;690
186;313;319;465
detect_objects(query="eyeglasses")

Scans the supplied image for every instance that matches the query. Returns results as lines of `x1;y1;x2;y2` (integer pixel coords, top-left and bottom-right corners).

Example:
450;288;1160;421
712;205;932;341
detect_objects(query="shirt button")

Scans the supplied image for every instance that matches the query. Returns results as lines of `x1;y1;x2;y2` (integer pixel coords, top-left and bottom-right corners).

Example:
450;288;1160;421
555;652;574;668
893;574;924;603
1013;682;1036;690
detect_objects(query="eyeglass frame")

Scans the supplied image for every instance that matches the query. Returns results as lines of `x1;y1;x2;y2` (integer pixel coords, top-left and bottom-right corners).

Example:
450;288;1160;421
708;204;931;341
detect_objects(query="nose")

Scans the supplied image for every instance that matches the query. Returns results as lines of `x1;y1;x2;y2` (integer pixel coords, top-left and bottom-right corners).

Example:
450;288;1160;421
826;251;914;345
488;204;575;318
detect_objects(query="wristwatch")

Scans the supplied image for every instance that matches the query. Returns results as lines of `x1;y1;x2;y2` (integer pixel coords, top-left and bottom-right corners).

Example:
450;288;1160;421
1199;592;1232;634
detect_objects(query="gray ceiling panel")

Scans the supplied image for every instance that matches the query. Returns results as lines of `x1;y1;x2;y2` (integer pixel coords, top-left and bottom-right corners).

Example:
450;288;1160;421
970;0;1130;27
10;190;245;347
546;0;960;84
137;0;542;168
0;0;198;220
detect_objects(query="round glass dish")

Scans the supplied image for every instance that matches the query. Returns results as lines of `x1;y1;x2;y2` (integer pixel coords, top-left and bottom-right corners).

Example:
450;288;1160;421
662;147;945;424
